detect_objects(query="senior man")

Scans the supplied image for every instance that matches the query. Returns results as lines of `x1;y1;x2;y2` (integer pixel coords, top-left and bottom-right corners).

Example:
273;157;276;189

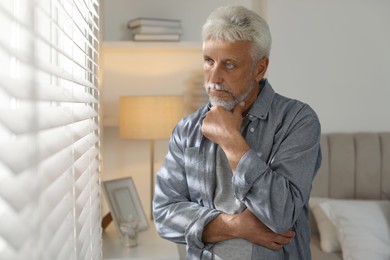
153;5;321;260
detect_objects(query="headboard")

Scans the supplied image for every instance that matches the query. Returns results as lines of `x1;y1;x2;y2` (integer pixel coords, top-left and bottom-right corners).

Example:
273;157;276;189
311;132;390;200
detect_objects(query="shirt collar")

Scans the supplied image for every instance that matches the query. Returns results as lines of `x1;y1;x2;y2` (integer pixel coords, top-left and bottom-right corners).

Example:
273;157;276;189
247;78;275;120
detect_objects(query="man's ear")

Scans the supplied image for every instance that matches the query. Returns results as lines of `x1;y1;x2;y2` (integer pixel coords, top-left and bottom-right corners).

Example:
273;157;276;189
254;57;269;81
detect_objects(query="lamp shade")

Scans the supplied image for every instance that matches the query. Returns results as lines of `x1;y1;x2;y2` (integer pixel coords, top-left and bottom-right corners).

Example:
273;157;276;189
119;96;184;140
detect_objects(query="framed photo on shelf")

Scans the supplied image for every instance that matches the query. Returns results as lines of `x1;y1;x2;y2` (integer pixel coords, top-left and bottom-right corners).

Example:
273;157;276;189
102;177;148;234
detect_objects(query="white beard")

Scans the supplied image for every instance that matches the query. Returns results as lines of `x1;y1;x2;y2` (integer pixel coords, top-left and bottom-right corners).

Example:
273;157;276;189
205;82;255;111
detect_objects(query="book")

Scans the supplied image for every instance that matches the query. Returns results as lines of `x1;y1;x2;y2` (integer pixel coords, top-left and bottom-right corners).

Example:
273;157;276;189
133;34;180;42
133;33;180;42
132;25;182;35
128;17;181;29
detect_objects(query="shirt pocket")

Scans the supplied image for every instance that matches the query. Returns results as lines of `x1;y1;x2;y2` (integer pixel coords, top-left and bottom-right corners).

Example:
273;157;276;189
184;147;204;206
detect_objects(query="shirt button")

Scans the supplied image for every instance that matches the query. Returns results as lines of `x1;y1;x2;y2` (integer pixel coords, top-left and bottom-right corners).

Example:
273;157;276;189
250;127;255;132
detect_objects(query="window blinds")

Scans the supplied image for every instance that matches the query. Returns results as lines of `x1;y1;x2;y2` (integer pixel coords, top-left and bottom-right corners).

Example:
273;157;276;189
0;0;101;259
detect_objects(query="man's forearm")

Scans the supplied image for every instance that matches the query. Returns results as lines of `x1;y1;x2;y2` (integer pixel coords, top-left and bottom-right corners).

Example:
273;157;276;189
202;209;295;250
202;213;238;243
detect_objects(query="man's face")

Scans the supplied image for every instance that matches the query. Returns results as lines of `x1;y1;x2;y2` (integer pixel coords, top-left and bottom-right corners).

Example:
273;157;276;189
203;39;261;111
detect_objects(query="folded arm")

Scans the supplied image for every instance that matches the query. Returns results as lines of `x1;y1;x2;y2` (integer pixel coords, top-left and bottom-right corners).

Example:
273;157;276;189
202;209;295;250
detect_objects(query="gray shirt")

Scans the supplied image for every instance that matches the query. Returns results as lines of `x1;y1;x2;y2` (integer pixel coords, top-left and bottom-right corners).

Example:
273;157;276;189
153;79;322;260
213;146;252;259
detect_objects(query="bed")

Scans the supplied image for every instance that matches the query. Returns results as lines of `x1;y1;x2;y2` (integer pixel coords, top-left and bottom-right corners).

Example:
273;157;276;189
309;132;390;260
176;132;390;259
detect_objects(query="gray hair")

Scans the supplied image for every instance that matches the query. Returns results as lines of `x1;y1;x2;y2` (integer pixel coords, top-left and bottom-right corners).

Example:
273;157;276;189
201;6;272;61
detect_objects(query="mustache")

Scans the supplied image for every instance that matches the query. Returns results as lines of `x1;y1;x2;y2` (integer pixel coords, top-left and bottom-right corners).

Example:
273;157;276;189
204;83;231;93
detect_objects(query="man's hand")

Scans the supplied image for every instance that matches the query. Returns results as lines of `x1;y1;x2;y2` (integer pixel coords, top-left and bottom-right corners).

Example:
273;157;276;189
201;103;244;144
201;103;250;171
235;209;295;250
203;209;295;250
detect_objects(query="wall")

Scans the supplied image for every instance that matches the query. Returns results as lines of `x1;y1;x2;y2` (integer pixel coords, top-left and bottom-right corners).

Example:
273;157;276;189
101;48;203;124
267;0;390;133
100;48;203;218
100;0;390;219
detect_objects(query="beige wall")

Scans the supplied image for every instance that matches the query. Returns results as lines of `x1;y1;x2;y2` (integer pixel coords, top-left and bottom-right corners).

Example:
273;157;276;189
101;47;203;218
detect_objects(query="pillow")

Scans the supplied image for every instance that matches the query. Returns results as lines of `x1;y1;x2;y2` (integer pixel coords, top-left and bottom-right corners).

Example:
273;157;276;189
309;197;341;253
318;200;390;260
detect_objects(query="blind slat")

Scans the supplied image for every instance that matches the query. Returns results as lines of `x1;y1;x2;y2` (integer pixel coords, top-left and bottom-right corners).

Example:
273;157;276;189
0;39;98;91
0;171;36;211
0;105;97;135
0;123;98;175
1;76;98;102
0;206;30;249
36;1;100;56
45;213;73;260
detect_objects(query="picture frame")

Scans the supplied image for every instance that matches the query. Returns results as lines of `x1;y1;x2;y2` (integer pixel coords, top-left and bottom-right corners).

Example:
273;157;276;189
102;177;148;234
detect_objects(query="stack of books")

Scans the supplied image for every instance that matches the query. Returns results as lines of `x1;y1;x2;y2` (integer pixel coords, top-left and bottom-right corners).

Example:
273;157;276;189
128;17;182;42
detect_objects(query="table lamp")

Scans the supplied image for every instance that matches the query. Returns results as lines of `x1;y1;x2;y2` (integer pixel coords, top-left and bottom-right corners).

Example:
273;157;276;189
119;96;184;218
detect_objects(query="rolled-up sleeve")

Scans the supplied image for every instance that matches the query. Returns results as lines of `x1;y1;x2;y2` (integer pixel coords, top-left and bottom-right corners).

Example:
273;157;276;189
232;105;322;233
153;118;220;253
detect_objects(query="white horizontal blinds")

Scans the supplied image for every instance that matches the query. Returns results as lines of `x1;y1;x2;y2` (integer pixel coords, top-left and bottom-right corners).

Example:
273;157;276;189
0;0;101;259
0;1;38;259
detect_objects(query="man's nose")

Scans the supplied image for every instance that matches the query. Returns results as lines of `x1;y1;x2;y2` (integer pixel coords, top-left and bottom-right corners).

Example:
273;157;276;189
208;65;223;84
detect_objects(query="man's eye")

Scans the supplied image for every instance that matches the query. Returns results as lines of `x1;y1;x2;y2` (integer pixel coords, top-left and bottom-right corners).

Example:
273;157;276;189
204;58;214;66
225;62;234;69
